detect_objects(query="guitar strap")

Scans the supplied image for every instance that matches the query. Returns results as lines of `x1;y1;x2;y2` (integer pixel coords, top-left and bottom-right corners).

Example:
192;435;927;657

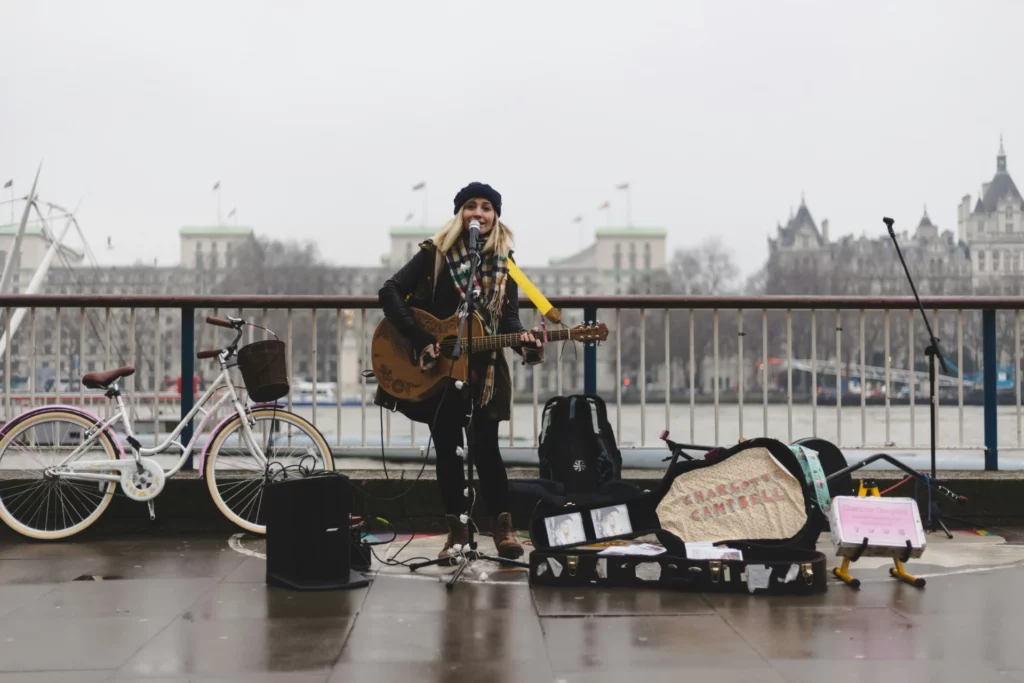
432;245;561;325
509;261;561;325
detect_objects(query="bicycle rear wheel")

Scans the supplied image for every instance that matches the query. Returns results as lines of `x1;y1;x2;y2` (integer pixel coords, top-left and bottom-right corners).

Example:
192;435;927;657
0;410;120;540
204;407;334;534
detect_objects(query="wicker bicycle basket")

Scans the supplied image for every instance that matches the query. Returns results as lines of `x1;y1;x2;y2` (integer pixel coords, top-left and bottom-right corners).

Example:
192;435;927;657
236;339;290;402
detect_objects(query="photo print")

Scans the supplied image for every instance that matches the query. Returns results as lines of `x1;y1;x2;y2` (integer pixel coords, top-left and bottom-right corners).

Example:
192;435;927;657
544;512;587;547
590;504;633;539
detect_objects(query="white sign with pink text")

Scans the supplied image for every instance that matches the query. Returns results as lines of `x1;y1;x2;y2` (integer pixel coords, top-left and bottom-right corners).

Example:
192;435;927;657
829;495;927;560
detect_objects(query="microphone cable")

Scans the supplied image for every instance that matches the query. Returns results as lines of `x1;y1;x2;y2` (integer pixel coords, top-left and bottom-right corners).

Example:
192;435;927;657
349;348;461;567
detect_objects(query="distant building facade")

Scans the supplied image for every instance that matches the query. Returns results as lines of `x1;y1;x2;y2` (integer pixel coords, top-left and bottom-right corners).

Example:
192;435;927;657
768;139;1020;297
958;139;1024;291
767;198;971;296
180;225;255;271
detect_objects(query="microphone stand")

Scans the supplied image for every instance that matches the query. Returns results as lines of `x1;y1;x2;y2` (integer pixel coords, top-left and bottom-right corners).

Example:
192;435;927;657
885;217;953;538
408;226;528;588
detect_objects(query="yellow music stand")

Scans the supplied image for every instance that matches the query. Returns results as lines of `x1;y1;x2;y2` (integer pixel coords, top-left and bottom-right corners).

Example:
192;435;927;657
832;481;926;589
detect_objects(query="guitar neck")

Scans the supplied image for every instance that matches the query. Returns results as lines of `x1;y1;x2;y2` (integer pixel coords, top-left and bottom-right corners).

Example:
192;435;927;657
470;327;573;353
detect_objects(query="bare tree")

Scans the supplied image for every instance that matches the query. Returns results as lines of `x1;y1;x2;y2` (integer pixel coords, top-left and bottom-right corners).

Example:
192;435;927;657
219;237;323;296
669;238;741;295
213;237;368;382
617;239;742;392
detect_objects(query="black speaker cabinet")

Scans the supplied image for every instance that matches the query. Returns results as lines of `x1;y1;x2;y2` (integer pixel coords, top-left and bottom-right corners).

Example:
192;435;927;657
265;472;370;591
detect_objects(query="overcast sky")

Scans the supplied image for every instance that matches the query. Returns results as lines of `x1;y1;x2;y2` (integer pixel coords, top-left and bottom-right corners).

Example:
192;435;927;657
2;1;1021;278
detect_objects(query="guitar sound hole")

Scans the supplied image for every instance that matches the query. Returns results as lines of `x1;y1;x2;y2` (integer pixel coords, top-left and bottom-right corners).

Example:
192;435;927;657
438;336;458;360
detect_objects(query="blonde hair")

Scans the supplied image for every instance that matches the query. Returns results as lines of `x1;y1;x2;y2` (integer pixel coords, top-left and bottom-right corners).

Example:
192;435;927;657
431;204;514;258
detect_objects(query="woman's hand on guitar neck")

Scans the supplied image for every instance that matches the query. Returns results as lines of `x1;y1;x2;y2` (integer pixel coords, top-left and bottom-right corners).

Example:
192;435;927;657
419;343;440;371
520;329;544;365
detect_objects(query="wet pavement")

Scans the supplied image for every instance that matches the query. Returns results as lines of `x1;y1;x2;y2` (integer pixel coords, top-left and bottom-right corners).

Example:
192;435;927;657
2;530;1024;681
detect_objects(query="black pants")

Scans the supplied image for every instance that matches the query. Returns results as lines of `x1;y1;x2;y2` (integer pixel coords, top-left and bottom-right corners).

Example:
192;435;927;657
429;395;510;518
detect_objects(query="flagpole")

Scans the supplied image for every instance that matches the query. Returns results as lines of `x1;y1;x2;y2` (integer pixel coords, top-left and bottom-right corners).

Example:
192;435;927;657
213;181;222;225
617;183;632;227
413;182;427;227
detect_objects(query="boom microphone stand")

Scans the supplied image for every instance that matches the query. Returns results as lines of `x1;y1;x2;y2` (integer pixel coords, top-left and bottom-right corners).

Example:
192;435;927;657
408;221;528;588
885;217;953;538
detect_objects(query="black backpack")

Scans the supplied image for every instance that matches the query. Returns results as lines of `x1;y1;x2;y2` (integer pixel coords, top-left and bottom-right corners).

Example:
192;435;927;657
537;394;622;493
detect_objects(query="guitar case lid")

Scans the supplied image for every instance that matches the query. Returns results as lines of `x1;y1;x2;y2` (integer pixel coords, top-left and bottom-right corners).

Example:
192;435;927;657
651;437;823;552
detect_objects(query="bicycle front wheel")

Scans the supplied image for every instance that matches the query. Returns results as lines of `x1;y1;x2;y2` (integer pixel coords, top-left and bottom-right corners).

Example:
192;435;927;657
0;410;120;540
204;407;335;534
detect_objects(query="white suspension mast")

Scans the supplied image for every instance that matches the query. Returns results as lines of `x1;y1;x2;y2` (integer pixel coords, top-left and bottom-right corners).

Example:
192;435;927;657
0;198;77;358
0;164;41;296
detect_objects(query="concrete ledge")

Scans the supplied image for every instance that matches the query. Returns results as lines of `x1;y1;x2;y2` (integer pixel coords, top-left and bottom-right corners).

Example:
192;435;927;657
0;467;1020;541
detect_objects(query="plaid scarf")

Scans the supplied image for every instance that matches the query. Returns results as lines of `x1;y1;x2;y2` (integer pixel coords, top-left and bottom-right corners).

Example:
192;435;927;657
444;234;509;406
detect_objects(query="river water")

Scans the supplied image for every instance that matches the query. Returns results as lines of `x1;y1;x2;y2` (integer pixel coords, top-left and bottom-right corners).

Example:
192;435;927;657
290;401;1020;454
12;399;1019;473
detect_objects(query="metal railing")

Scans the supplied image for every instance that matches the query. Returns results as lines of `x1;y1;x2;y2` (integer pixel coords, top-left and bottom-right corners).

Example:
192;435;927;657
0;294;1017;470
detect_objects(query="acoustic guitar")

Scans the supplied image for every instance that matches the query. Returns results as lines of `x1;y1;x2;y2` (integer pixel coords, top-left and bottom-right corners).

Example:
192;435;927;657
370;307;609;402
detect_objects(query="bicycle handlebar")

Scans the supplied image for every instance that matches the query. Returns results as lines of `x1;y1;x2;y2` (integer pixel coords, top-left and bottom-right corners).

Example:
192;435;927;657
201;315;247;362
206;316;234;328
659;430;715;461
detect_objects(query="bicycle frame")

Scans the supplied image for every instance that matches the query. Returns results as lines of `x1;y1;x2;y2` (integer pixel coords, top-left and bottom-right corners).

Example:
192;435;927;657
43;352;268;485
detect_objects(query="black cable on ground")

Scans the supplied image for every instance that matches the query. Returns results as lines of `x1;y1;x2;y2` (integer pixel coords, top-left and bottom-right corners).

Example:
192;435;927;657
348;356;459;567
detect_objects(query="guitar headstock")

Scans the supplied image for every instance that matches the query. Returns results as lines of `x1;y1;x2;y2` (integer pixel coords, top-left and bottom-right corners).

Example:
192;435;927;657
571;321;610;342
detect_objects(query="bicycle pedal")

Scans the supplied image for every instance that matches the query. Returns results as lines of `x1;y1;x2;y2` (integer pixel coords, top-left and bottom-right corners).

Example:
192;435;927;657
148;501;156;521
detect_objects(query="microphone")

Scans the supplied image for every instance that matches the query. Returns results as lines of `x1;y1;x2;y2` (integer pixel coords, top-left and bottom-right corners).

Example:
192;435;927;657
883;217;895;237
468;219;481;252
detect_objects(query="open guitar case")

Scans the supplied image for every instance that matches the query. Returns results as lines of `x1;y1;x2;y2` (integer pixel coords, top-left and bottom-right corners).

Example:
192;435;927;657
526;437;829;594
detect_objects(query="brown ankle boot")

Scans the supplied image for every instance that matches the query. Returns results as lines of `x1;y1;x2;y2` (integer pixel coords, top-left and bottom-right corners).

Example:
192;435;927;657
490;512;523;559
438;514;469;560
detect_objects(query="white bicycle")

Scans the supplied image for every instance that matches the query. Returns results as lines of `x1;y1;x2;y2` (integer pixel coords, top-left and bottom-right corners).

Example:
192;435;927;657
0;315;334;540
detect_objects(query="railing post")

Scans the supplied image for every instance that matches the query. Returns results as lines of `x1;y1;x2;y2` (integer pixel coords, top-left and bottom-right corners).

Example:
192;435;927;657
181;307;195;469
983;308;998;470
584;306;597;395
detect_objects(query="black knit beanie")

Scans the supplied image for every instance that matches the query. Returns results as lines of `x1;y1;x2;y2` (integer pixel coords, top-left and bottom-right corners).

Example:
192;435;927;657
453;182;501;217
